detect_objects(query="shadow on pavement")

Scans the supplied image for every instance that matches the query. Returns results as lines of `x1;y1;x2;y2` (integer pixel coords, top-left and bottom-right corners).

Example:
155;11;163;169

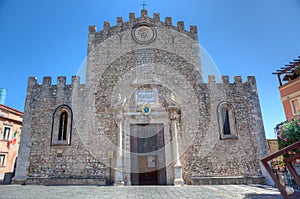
243;193;283;199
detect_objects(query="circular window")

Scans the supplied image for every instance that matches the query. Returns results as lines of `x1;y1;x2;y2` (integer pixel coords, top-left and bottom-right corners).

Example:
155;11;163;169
132;23;157;45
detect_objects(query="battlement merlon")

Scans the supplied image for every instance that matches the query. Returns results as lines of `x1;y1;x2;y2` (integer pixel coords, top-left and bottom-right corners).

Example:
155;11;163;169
207;75;258;85
88;9;198;41
28;76;38;86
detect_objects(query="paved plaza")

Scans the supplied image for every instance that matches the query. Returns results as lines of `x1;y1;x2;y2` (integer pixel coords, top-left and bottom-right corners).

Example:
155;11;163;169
0;185;282;199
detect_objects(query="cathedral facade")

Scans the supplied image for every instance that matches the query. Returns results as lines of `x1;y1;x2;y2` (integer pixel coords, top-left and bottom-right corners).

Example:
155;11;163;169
14;10;268;186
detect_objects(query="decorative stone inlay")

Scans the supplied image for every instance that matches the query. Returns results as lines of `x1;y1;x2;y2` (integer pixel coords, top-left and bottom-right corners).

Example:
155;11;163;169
169;109;180;121
141;104;151;115
132;23;157;45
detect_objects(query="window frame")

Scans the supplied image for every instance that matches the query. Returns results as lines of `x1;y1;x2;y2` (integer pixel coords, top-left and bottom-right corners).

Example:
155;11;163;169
2;126;11;140
51;105;72;146
221;106;231;135
0;153;6;166
290;97;300;115
58;111;68;141
217;102;238;140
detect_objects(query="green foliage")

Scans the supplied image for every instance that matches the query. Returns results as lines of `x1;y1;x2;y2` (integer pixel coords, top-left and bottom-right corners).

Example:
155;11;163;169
277;115;300;150
295;64;300;77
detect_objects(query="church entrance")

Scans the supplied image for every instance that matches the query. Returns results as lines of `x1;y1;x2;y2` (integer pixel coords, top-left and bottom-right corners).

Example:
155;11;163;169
130;124;166;185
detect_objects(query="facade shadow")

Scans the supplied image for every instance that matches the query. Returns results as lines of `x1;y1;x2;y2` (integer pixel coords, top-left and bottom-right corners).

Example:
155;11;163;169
243;193;283;199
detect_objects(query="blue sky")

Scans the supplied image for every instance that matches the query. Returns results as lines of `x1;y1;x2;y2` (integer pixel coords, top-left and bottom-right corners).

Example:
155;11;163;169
0;0;299;138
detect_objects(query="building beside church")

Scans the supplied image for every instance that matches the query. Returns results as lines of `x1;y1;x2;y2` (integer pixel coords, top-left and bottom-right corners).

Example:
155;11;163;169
14;10;268;186
0;104;23;182
273;56;300;121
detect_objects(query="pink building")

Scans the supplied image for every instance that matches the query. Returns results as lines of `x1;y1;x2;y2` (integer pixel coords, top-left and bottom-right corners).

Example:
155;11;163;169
273;56;300;121
0;104;23;183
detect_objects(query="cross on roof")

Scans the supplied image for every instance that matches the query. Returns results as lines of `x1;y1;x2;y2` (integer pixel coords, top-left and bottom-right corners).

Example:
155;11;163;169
141;2;147;10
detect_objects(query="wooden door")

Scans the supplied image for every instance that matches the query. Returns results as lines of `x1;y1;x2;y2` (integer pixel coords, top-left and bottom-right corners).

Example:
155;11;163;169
130;124;166;185
138;155;158;185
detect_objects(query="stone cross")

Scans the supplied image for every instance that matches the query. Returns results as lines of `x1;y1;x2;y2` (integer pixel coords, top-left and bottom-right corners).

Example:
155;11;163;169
141;2;147;10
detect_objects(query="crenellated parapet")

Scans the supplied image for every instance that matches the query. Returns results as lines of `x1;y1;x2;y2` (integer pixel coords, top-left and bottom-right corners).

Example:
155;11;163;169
88;9;198;44
27;76;82;99
28;76;81;87
207;75;257;85
206;75;258;96
25;76;85;118
27;75;257;97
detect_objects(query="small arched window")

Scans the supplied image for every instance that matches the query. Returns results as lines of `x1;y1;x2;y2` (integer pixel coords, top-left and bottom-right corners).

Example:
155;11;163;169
217;102;237;139
58;111;68;141
51;105;72;145
221;106;231;135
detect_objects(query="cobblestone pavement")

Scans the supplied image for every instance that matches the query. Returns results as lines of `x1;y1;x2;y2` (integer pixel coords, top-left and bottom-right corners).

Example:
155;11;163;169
0;185;282;199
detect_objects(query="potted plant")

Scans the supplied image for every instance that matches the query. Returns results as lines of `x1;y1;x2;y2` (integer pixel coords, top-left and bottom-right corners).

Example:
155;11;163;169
278;161;286;171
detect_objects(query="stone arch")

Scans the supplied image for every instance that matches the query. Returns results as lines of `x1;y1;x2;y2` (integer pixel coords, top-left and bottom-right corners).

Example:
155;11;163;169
95;48;202;112
93;48;207;151
92;48;204;185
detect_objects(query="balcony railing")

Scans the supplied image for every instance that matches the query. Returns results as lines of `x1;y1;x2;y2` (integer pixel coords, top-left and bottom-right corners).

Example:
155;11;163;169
261;140;300;199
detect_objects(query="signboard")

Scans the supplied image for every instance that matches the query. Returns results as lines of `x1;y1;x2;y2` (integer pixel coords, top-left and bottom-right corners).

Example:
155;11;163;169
136;91;158;104
147;155;156;168
107;150;114;159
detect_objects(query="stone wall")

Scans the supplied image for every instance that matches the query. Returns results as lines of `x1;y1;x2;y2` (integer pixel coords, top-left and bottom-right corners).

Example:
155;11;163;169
183;76;267;184
13;77;109;185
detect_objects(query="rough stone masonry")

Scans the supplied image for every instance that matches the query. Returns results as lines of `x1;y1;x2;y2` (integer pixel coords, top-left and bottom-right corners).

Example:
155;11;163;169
13;9;269;186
